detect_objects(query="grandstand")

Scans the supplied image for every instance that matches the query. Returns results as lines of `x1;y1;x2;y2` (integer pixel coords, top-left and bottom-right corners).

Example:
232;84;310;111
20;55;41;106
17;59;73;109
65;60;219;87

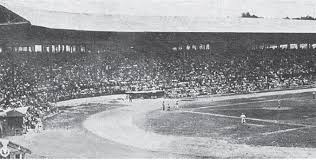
0;2;315;104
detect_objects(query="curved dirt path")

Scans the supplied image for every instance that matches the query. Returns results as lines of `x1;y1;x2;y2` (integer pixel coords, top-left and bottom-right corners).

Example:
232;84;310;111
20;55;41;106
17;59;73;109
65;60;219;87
8;95;185;158
83;88;316;158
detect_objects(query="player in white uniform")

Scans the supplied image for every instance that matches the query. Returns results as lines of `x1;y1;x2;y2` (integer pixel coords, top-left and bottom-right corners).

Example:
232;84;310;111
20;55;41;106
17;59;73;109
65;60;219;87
278;99;281;109
175;101;179;110
240;113;246;124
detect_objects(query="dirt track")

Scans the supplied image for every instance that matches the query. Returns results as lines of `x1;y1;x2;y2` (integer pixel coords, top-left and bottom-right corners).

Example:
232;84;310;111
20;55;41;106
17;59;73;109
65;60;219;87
83;88;316;158
8;95;185;158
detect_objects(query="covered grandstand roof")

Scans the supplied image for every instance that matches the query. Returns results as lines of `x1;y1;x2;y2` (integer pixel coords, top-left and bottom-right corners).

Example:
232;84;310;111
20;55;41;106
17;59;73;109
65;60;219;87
1;1;316;32
0;5;28;24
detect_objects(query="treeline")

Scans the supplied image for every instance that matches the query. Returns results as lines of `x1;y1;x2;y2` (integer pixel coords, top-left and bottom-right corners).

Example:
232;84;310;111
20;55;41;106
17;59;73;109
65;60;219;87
241;12;262;18
290;15;316;21
241;12;316;21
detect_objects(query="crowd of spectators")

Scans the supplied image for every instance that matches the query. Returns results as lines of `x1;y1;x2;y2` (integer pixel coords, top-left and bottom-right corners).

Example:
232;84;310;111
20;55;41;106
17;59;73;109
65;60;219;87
153;48;315;97
0;47;315;128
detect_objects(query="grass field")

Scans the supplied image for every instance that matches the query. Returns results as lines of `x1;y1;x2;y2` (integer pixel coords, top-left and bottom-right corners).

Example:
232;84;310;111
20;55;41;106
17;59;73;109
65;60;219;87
44;103;122;130
142;91;316;148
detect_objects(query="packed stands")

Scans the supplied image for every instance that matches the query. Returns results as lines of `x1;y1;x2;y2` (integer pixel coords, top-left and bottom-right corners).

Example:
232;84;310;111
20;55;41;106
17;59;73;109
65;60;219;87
1;47;315;103
0;46;315;128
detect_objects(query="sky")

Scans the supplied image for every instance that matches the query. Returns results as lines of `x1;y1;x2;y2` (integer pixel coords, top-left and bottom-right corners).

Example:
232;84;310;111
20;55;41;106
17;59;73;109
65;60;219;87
2;0;316;18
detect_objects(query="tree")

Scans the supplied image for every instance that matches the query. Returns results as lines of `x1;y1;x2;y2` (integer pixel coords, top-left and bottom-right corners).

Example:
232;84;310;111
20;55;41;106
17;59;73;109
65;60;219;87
241;12;259;18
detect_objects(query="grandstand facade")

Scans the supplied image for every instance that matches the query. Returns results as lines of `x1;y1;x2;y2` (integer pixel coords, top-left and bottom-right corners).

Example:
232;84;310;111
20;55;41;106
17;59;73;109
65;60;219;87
2;4;316;55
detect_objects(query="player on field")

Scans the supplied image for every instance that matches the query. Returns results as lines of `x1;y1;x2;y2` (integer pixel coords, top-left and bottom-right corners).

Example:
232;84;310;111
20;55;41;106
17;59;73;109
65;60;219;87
129;95;133;102
175;101;179;110
240;113;246;124
167;104;171;111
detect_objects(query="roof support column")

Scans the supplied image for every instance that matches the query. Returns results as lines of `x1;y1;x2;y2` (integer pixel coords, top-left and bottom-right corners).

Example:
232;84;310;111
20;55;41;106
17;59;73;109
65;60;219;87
27;46;32;52
75;45;78;53
62;44;65;53
58;44;62;53
41;45;45;53
49;45;52;53
56;44;60;53
31;45;35;53
70;44;73;53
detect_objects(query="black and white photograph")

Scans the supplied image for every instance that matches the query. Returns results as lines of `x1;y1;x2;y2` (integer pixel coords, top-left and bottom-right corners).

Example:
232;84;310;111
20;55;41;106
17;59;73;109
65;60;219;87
0;0;315;158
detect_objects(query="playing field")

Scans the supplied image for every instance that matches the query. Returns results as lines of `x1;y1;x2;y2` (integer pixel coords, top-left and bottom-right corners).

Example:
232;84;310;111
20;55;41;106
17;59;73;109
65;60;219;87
142;92;316;148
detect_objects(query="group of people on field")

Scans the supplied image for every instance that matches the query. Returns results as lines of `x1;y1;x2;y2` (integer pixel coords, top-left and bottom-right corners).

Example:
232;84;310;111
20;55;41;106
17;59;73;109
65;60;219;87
162;100;179;111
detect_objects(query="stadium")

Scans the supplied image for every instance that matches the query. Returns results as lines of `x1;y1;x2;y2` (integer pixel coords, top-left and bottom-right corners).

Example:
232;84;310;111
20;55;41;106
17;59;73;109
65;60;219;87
0;0;316;158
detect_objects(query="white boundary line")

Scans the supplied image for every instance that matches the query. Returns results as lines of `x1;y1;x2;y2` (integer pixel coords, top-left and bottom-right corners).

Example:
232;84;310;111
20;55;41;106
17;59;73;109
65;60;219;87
180;110;316;128
261;126;316;136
